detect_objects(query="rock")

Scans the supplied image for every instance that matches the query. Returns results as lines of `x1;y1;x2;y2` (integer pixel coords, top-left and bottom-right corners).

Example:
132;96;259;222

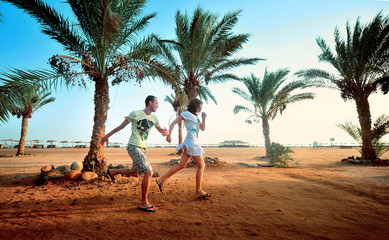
349;159;361;164
55;165;70;173
237;162;249;166
45;170;61;178
152;172;160;178
247;164;259;167
65;170;82;181
52;173;65;179
70;161;83;171
117;164;125;169
360;159;372;165
237;162;260;167
81;171;98;181
41;165;54;173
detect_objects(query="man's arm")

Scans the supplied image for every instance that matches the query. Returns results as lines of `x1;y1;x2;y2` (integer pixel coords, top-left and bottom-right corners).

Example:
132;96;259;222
155;125;170;137
101;119;129;146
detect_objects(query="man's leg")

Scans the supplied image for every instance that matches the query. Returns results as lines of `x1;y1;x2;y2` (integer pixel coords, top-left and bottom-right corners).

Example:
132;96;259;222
127;145;157;211
140;170;157;210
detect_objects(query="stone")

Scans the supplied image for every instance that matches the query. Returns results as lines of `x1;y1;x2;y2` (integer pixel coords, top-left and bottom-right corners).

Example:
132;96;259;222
117;164;125;169
360;159;372;165
152;172;160;178
349;159;361;164
81;171;98;181
52;173;65;179
237;162;249;166
55;165;70;173
247;164;259;167
46;170;61;178
70;161;83;171
41;165;53;173
65;170;82;180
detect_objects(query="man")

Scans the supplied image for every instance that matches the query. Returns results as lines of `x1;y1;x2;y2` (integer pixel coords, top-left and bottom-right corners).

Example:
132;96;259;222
101;95;169;212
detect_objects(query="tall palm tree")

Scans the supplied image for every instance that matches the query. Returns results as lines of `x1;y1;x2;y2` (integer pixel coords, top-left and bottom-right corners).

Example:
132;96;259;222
156;6;262;103
337;114;389;157
2;0;172;174
232;69;315;157
296;12;389;160
11;85;55;156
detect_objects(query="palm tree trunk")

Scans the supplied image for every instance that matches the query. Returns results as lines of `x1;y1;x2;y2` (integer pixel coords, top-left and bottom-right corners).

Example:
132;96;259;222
83;77;109;175
177;109;183;145
262;117;271;157
187;87;198;103
355;97;377;160
178;120;183;144
16;116;28;156
176;109;183;154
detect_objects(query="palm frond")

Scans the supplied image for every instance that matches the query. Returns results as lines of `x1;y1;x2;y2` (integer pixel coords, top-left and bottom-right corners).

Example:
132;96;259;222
4;0;86;53
295;69;338;89
371;114;389;142
336;121;362;144
198;85;217;104
232;105;254;115
231;87;251;102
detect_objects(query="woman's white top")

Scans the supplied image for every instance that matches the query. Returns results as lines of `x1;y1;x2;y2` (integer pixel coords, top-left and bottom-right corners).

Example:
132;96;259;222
176;111;205;156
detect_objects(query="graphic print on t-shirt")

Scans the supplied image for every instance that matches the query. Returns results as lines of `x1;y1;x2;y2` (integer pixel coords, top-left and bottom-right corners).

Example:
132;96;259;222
136;119;154;140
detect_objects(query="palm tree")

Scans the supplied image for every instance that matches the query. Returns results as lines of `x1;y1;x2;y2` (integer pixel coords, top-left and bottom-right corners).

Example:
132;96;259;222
296;12;389;160
11;85;55;156
0;69;57;124
337;114;389;157
155;6;262;103
232;69;315;157
3;0;172;174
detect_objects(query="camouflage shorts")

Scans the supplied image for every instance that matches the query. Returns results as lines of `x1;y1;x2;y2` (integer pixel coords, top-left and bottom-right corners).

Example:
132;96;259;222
127;144;152;175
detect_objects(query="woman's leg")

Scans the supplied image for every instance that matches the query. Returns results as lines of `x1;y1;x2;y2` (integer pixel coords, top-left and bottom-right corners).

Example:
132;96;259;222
192;155;207;196
158;150;191;186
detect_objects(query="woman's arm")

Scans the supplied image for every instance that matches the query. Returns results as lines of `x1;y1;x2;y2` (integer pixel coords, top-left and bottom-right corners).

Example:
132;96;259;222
166;115;185;143
200;112;207;131
101;119;129;146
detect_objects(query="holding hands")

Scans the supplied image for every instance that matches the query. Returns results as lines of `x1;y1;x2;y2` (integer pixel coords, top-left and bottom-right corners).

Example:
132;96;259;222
160;127;169;136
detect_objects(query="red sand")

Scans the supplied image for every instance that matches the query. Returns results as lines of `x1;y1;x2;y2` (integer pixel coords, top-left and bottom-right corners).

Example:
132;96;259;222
0;147;388;239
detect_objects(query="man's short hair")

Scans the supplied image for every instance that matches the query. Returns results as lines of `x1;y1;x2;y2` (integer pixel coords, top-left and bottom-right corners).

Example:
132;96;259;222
145;95;156;107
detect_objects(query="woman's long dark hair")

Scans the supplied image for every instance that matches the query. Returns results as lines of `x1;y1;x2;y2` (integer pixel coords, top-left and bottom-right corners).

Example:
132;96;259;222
187;98;203;115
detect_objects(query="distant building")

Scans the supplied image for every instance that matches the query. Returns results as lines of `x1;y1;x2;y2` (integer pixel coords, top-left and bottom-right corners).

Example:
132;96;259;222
219;140;250;147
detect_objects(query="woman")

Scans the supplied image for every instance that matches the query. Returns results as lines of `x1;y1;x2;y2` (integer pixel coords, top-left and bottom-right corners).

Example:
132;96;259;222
156;98;210;198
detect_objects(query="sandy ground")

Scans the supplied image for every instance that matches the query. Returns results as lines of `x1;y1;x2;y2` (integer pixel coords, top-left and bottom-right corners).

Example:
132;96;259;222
0;147;388;240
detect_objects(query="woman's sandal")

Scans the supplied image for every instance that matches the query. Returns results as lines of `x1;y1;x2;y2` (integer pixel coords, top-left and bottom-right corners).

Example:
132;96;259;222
197;193;211;198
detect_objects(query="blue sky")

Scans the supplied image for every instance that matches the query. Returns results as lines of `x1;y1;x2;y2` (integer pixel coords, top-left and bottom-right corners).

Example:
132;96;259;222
0;0;388;147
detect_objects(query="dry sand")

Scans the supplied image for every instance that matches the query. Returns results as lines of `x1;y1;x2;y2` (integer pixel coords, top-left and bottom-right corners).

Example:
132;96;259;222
0;147;388;240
